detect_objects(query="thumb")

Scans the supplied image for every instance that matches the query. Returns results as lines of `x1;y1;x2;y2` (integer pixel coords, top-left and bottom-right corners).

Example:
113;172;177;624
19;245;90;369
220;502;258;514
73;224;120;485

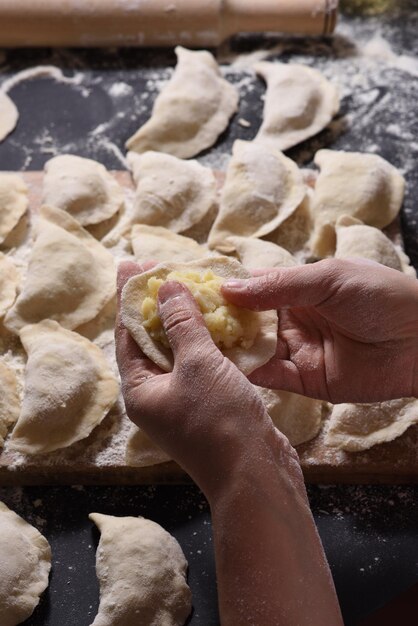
158;281;217;363
221;260;341;310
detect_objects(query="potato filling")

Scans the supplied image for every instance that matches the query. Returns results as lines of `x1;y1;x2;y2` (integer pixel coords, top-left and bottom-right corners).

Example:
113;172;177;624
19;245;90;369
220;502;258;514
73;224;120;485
141;269;259;350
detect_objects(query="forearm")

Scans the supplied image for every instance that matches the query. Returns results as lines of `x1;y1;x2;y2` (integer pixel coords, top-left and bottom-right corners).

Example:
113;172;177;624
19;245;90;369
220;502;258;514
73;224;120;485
207;438;343;626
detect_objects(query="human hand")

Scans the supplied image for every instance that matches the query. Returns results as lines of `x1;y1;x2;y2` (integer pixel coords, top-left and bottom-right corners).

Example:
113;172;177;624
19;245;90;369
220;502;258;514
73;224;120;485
116;261;300;500
222;258;418;403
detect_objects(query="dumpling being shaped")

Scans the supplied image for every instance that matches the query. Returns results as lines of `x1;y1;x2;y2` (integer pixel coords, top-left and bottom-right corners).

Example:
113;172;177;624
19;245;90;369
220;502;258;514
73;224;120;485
0;92;19;142
121;257;278;375
0;252;19;317
103;151;218;246
0;173;28;244
125;46;239;159
0;501;51;626
0;360;20;448
310;150;405;257
254;62;340;151
89;513;192;626
131;225;210;264
8;320;119;455
325;398;418;452
42;154;124;226
208;140;306;251
4;205;116;334
226;235;298;270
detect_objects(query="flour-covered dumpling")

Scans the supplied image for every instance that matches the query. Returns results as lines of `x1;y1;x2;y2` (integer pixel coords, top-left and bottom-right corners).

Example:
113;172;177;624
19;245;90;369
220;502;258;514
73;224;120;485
0;360;20;448
227;235;297;270
0;501;51;626
0;92;19;142
310;150;405;257
126;46;239;158
8;320;119;455
0;173;28;244
122;257;278;375
325;398;418;452
4;205;116;334
208;140;305;251
131;225;209;264
0;252;19;317
126;426;171;467
254;62;340;151
43;154;124;226
257;387;324;446
89;513;192;626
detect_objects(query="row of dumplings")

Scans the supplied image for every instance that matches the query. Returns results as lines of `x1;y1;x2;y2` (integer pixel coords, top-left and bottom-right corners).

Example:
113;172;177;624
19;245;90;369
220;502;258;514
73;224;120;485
0;501;192;626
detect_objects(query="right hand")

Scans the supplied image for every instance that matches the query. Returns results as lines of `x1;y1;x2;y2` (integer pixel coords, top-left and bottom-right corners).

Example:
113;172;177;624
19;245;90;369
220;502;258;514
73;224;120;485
222;258;418;403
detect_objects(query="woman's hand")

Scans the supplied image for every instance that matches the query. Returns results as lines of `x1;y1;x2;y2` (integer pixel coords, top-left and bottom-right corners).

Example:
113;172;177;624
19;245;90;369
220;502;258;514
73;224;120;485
222;258;418;403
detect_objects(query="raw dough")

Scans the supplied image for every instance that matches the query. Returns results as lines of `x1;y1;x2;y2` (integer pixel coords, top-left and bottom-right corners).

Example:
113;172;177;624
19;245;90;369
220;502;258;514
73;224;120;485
125;46;239;158
0;92;18;142
0;173;28;244
104;151;218;246
258;387;324;447
121;257;278;375
208;140;305;251
0;252;19;317
335;216;415;275
8;320;119;455
0;360;20;448
4;205;116;334
0;501;51;626
89;513;192;626
325;398;418;451
226;235;298;270
310;150;405;257
131;225;210;264
42;154;124;226
265;195;314;255
126;426;171;467
254;62;339;151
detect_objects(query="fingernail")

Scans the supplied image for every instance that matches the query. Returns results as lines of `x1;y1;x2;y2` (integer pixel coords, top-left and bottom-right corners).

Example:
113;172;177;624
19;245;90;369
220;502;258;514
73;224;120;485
223;279;248;290
158;281;184;305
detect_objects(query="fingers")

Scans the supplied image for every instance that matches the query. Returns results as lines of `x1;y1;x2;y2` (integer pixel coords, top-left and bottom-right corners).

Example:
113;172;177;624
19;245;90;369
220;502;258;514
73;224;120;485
249;359;305;395
158;281;218;365
221;260;342;311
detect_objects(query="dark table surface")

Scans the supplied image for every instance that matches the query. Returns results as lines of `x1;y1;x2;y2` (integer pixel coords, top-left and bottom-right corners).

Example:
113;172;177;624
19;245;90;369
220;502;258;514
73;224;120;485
0;2;417;625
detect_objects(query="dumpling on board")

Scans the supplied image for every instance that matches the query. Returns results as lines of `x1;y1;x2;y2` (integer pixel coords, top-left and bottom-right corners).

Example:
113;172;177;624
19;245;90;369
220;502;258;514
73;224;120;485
0;360;20;448
325;398;418;452
208;140;306;251
8;320;119;455
0;501;51;626
125;46;239;158
4;205;116;334
310;150;405;257
226;235;298;270
0;252;19;317
0;92;19;142
131;225;210;264
103;151;218;246
0;173;28;244
42;154;124;226
254;62;340;151
89;513;192;626
126;426;171;468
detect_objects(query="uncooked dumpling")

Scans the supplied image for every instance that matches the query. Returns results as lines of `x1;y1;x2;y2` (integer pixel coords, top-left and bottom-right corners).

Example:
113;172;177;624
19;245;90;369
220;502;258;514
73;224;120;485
8;320;119;455
0;92;18;142
254;62;339;151
0;252;19;317
126;46;239;158
42;154;124;226
122;257;277;375
310;150;405;257
0;360;20;448
89;513;192;626
0;173;28;244
4;205;116;334
226;235;297;270
258;387;324;446
126;426;171;467
335;216;415;275
325;398;418;452
131;225;209;264
0;501;51;626
208;140;305;251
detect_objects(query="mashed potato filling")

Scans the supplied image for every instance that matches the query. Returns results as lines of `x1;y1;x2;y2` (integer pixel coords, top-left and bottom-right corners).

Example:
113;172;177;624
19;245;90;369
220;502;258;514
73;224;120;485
141;269;259;350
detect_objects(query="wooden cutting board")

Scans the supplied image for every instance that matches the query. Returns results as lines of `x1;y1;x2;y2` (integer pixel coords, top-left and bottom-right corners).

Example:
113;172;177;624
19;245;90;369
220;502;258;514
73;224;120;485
0;171;417;486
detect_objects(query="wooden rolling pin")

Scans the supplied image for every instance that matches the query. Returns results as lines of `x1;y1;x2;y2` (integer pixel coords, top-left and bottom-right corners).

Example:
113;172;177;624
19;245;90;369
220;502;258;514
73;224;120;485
0;0;338;47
